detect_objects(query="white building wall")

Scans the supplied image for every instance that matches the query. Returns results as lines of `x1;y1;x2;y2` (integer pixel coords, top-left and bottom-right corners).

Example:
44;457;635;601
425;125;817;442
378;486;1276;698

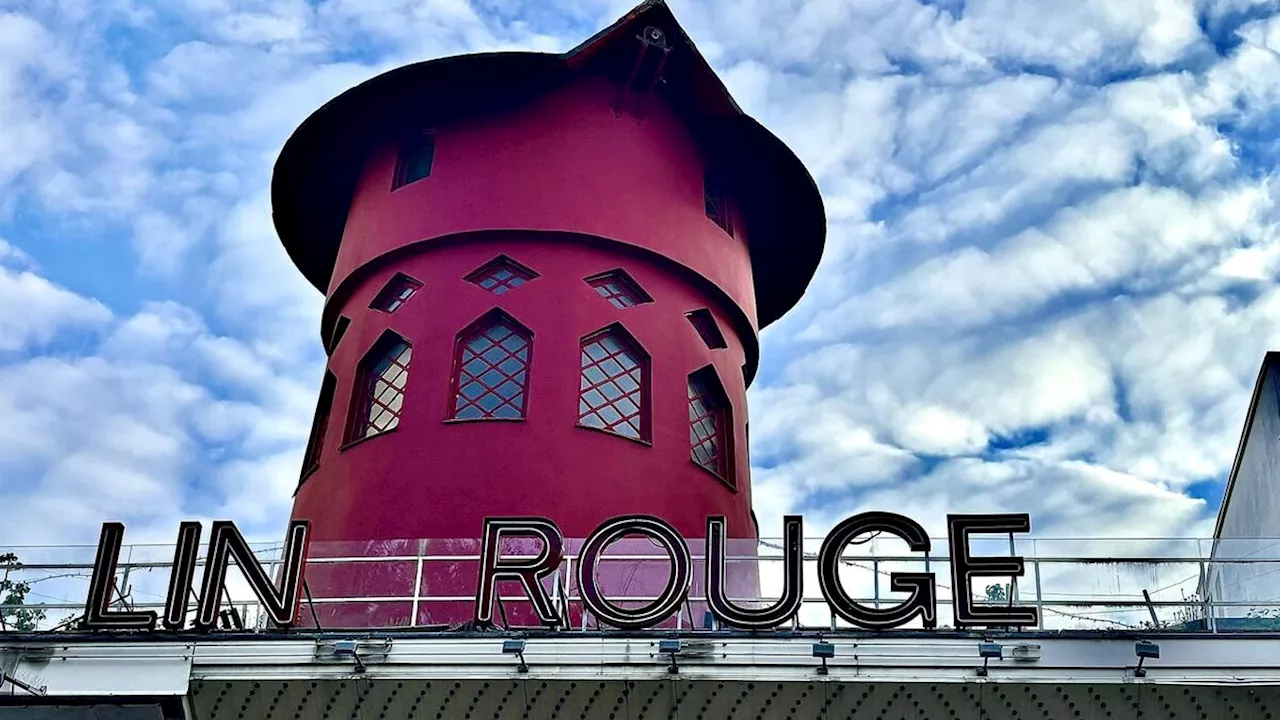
1208;354;1280;623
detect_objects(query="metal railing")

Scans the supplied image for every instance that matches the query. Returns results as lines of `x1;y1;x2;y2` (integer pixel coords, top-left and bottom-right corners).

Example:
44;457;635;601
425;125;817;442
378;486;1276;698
2;536;1278;633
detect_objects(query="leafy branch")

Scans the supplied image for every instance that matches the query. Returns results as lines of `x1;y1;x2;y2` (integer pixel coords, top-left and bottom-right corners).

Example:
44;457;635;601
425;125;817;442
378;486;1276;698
1;552;46;631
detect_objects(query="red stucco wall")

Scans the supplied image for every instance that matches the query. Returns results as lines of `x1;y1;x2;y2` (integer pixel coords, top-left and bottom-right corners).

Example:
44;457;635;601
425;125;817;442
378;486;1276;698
289;75;766;626
294;233;754;542
327;75;756;333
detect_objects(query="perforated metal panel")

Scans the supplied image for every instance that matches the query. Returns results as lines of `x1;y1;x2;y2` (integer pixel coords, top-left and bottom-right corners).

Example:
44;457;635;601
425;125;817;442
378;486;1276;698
188;679;1280;720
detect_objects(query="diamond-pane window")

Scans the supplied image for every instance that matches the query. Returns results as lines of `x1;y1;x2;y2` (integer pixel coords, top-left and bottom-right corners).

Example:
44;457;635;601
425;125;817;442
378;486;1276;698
686;309;727;350
585;270;652;309
450;313;531;421
392;132;435;190
347;333;411;443
705;170;733;237
578;327;649;442
689;368;733;487
371;273;422;313
465;256;539;296
300;371;336;482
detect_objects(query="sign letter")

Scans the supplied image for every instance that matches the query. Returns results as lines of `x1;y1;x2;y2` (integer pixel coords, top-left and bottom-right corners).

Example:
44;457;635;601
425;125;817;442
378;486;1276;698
817;512;937;630
82;523;158;631
706;515;802;629
578;515;690;630
161;522;203;630
195;520;310;629
473;517;565;627
947;513;1038;628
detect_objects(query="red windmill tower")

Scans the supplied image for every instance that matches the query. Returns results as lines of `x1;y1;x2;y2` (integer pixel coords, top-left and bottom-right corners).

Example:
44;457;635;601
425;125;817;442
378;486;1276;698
272;0;825;627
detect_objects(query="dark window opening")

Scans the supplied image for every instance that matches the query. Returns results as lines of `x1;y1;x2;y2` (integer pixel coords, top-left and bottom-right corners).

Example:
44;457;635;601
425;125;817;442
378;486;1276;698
328;316;351;354
371;273;423;313
346;332;411;444
578;325;650;443
704;170;733;237
465;256;539;295
689;366;734;489
450;311;532;421
393;132;435;189
585;269;652;309
686;309;727;350
300;371;337;483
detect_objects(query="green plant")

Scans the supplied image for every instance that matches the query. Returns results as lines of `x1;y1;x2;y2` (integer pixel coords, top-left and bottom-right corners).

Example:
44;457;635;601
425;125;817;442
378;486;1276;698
984;584;1007;603
0;552;46;631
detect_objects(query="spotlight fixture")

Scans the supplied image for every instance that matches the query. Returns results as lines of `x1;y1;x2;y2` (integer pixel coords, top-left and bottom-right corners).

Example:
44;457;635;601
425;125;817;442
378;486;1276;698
1134;640;1159;677
332;639;366;673
658;638;681;674
812;641;835;676
502;638;529;674
315;638;391;673
976;641;1003;677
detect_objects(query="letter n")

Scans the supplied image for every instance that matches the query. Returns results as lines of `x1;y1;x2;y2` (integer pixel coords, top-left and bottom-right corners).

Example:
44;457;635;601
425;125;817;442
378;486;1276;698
194;520;310;629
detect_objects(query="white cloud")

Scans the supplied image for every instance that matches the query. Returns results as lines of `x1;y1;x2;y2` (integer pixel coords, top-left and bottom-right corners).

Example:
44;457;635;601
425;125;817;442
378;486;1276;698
890;404;989;456
807;183;1271;336
0;0;1279;566
0;12;65;194
849;458;1208;539
953;0;1205;72
0;263;112;353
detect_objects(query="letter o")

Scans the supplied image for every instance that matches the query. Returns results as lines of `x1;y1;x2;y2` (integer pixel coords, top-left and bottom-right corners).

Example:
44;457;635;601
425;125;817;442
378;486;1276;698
576;515;691;630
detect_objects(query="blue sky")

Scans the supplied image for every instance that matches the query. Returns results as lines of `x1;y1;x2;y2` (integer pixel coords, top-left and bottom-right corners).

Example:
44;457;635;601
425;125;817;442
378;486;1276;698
1;0;1279;546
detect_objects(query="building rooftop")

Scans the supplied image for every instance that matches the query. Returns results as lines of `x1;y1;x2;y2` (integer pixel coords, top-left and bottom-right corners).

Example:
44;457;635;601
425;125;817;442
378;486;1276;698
270;0;826;329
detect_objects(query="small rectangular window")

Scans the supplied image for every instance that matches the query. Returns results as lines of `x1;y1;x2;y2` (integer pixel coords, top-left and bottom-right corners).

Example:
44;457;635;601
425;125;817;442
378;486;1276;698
328;316;351;354
704;170;733;237
585;269;652;309
393;132;436;190
371;273;422;313
301;371;337;482
686;309;727;350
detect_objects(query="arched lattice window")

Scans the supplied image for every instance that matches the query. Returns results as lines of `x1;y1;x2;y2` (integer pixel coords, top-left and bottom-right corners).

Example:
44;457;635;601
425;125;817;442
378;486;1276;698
689;366;734;488
449;311;532;420
346;332;411;443
578;326;649;442
300;371;336;482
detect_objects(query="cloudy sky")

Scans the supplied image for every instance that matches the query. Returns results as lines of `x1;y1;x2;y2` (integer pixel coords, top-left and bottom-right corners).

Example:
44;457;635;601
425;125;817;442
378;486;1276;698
1;0;1278;550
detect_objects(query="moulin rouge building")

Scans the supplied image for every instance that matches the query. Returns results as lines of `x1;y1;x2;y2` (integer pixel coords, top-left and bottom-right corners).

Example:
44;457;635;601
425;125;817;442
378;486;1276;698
275;0;822;626
8;3;1280;718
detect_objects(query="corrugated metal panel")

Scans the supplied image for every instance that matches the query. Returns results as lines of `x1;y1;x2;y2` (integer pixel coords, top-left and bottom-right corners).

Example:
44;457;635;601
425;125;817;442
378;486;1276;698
187;679;1280;720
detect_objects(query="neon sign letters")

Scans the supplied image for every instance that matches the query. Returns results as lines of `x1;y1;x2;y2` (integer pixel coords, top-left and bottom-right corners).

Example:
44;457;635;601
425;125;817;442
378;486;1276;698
79;512;1037;632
